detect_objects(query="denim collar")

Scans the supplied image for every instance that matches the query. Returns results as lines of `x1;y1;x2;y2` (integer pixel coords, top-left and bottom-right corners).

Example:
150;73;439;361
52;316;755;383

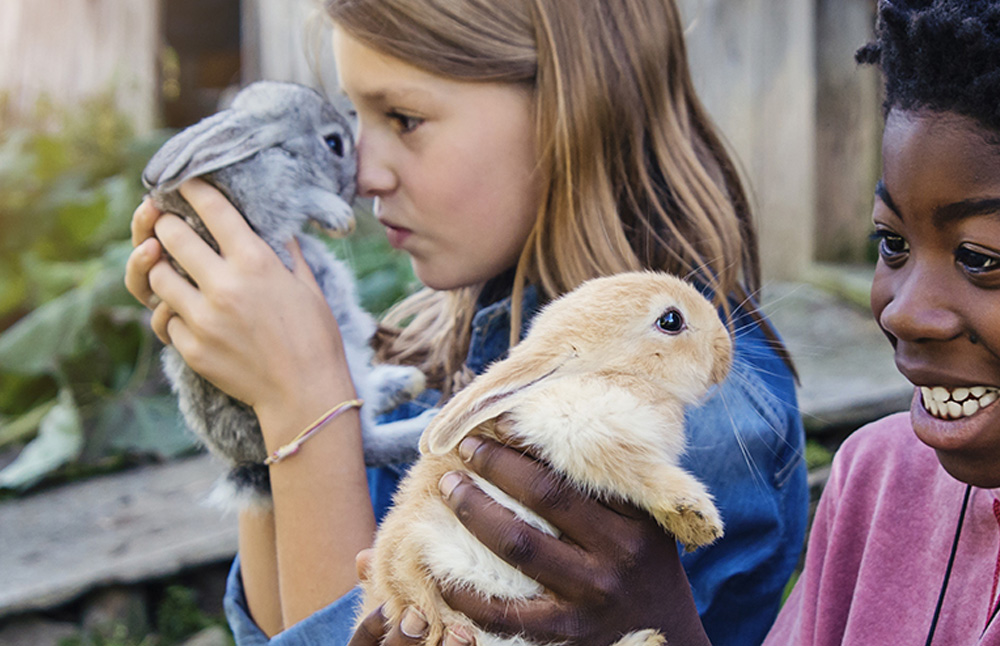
464;283;541;375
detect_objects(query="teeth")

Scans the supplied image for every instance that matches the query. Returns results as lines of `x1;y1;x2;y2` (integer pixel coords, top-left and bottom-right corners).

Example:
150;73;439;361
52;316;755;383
921;386;999;420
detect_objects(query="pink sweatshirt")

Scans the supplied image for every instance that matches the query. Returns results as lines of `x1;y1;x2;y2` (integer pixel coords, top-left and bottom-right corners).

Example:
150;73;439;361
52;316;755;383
765;412;1000;645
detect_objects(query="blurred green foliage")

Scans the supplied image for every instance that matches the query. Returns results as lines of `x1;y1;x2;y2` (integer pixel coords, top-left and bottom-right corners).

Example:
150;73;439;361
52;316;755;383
804;439;835;471
0;95;417;493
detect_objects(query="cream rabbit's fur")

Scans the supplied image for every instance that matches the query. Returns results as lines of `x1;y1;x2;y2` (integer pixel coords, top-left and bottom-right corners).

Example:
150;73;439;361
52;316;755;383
359;271;733;646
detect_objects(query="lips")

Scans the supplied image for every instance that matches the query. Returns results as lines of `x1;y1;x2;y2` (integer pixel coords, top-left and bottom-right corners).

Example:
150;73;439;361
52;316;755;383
919;386;1000;419
380;220;412;249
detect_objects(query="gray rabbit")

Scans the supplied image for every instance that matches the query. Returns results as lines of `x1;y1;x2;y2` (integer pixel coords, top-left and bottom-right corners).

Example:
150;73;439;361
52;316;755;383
143;81;429;508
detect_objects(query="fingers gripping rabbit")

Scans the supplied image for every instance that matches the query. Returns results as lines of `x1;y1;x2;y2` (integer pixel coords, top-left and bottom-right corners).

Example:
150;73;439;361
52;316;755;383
142;81;426;508
359;271;733;646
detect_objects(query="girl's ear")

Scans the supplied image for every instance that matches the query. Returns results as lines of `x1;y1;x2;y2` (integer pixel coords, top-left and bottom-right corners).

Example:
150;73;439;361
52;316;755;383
142;111;289;192
420;356;567;455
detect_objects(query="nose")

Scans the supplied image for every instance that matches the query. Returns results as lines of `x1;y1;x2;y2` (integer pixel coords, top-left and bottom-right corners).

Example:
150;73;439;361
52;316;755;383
354;128;397;199
874;263;964;344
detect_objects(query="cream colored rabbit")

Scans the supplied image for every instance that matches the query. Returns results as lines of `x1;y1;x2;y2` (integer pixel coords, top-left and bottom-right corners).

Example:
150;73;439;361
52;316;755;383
358;271;733;646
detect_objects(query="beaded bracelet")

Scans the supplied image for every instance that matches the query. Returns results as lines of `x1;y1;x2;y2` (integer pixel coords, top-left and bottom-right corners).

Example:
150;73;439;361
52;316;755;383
263;398;364;466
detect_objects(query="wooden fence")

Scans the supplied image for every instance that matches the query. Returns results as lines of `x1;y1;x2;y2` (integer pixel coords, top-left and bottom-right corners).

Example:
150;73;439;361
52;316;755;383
0;0;881;278
0;0;159;132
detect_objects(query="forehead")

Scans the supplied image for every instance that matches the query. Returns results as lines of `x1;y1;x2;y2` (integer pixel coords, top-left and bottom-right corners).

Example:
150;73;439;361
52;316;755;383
881;110;1000;210
333;27;443;102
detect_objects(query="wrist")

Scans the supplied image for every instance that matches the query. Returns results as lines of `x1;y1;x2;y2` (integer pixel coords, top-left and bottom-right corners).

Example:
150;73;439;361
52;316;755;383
254;378;359;453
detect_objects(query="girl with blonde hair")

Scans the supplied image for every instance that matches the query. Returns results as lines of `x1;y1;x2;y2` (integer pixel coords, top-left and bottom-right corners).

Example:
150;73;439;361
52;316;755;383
125;0;807;644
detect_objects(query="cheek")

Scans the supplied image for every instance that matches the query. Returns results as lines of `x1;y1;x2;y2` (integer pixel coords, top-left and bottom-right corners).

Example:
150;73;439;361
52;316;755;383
870;262;898;344
870;265;889;323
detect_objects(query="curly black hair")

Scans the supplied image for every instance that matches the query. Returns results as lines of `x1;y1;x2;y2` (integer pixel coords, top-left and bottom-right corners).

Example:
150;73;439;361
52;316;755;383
857;0;1000;132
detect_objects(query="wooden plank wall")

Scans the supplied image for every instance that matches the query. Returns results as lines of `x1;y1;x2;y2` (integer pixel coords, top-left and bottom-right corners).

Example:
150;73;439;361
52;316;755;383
679;0;817;281
814;0;881;264
242;0;339;95
0;0;160;132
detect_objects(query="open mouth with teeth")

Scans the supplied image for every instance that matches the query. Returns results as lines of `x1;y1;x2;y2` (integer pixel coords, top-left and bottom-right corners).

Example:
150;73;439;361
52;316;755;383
920;386;1000;420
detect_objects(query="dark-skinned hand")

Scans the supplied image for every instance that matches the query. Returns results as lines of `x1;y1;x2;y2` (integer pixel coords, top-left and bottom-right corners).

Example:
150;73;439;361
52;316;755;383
435;434;712;646
347;552;476;646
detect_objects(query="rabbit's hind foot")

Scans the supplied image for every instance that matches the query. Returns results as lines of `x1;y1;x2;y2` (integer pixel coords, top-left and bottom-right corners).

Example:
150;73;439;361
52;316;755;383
206;463;273;512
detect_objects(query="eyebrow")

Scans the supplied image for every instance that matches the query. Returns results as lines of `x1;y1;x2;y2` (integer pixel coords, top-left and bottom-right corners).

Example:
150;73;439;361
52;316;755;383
874;180;899;216
350;86;434;107
874;179;1000;226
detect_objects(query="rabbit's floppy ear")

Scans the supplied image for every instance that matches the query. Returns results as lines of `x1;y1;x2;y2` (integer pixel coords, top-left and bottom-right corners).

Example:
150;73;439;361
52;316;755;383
420;353;569;456
142;110;290;192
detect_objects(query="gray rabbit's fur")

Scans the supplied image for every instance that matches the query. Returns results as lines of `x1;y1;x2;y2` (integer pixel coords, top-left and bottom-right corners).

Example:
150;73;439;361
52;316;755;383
142;81;427;508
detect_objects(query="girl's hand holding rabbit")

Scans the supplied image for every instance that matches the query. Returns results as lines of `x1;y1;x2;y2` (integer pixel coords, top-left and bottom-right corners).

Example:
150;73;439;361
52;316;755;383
127;178;375;628
125;179;357;442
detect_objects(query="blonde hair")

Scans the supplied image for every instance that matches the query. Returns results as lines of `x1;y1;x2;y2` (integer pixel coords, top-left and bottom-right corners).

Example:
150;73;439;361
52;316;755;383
328;0;781;398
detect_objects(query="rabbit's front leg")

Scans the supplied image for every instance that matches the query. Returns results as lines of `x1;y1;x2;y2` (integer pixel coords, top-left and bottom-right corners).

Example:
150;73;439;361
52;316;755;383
642;464;723;551
367;364;427;414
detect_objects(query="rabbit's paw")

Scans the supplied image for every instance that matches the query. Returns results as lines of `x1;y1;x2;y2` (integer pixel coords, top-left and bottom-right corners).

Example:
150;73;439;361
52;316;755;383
611;629;666;646
368;364;427;414
653;492;723;551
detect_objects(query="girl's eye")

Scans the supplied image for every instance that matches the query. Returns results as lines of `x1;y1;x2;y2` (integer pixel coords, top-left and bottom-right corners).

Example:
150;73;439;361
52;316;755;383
388;111;423;134
956;245;1000;274
870;229;909;263
656;308;686;335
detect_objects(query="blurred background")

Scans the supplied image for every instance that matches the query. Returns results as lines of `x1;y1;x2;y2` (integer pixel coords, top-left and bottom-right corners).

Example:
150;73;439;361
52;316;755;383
0;0;894;644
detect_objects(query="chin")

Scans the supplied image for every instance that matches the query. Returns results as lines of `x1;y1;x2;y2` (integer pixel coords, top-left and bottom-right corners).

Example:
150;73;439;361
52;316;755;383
934;450;1000;489
411;263;493;293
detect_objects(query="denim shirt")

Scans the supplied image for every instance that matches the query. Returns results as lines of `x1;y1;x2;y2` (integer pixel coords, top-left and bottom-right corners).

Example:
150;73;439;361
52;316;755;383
225;284;808;646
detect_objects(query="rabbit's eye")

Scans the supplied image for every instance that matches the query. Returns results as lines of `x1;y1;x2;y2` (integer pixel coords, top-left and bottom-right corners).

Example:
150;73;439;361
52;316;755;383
655;308;686;335
324;133;345;157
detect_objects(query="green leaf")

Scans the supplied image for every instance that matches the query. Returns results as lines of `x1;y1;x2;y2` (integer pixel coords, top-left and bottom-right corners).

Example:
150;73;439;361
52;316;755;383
0;288;95;375
0;389;83;489
0;261;27;318
0;242;134;376
0;398;56;446
87;392;195;460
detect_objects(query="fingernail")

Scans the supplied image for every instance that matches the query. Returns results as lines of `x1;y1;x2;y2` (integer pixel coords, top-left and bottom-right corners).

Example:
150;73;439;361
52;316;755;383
400;607;428;639
458;436;482;462
444;625;474;646
439;471;462;500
